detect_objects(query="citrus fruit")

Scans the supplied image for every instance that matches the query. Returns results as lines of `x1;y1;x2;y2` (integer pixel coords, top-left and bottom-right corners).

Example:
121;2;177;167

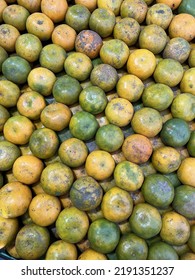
156;0;182;10
188;225;195;253
58;138;88;168
172;185;195;219
0;181;32;218
100;39;130;69
148;241;178;260
17;0;41;13
15;33;42;63
129;203;162;239
113;17;141;47
90;63;119;92
69;111;99;141
41;0;68;23
180;67;195;95
0;80;20;108
101;186;133;223
85;150;115;181
65;4;91;33
0;104;9;131
131;107;163;137
75;0;97;12
40;162;74;196
114;160;144;191
0;45;8;72
79;85;107;115
45;240;77;260
180;252;195;260
27;66;56;96
160;211;190;246
95;124;124;153
29;193;61;227
88;218;120;254
12;155;44;185
29;127;59;159
64;52;93;82
78;248;107;260
52;74;82;106
152;146;181;174
146;3;173;29
2;4;30;31
170;93;195;122
17;90;46;120
177;157;195;187
0;140;21;171
15;224;50;260
120;0;148;24
0;0;7;23
0;216;19;249
2;56;31;85
122;134;153;164
116;233;148;260
56;206;89;243
105;97;134;127
142;83;174;111
75;30;103;59
141;173;174;209
0;23;20;52
70;176;103;211
116;74;144;102
168;13;195;42
139;24;167;54
40;102;71;131
97;0;123;16
39;43;66;73
3;115;35;145
153;58;184;87
187;131;195;157
160;118;191;148
89;8;116;38
127;49;156;80
163;37;191;64
26;12;54;41
51;23;77;52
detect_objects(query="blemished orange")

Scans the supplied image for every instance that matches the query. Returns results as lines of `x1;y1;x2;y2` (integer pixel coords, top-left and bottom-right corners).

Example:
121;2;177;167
122;134;153;164
51;24;77;52
105;97;134;127
26;12;54;41
0;23;20;52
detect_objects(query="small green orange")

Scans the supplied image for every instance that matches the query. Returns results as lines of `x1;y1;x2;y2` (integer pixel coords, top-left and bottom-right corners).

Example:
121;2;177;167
56;206;89;243
88;218;120;254
95;124;124;152
79;85;107;114
160;118;191;148
116;233;148;260
129;203;162;239
69;111;99;141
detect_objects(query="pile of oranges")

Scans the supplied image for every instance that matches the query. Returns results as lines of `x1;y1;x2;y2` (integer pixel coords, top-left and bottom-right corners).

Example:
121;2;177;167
0;0;195;260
